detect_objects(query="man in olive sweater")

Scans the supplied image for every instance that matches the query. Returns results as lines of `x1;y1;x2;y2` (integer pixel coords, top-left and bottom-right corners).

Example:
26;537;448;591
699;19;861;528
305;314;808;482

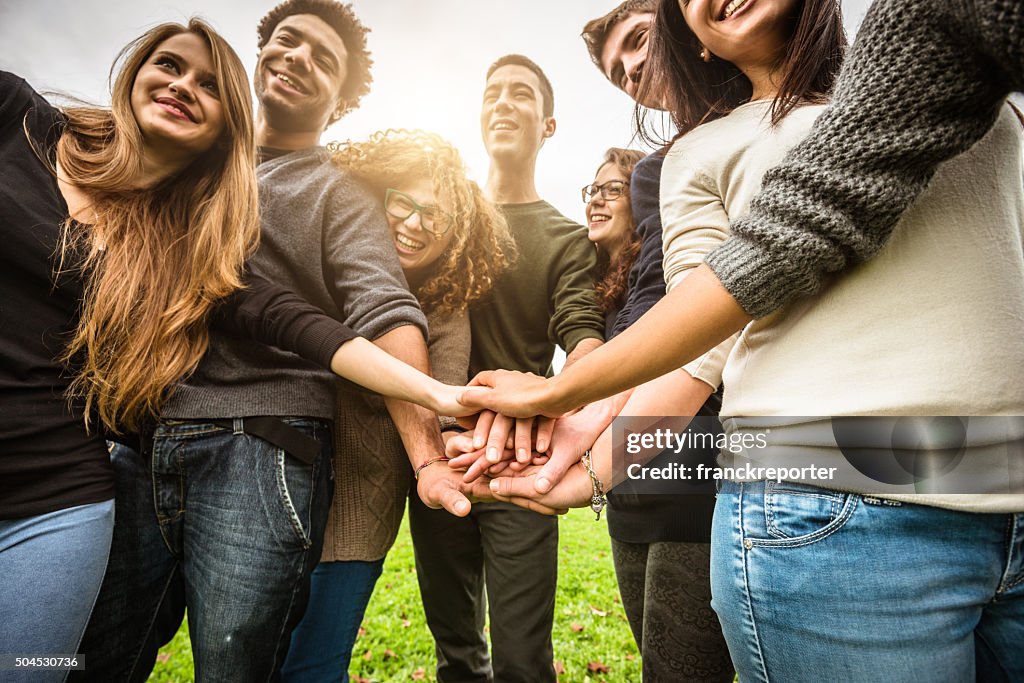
409;55;605;683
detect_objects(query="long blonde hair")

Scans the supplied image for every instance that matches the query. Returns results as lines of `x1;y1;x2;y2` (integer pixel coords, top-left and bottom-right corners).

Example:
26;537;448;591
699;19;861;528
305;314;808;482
329;129;515;316
55;19;259;433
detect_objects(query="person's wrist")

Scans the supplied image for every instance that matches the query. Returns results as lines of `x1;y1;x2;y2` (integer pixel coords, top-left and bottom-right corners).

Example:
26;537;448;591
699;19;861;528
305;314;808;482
414;455;450;480
545;374;575;416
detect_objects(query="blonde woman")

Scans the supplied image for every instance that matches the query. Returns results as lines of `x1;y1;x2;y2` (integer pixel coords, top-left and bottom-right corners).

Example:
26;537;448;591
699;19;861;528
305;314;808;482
283;129;514;683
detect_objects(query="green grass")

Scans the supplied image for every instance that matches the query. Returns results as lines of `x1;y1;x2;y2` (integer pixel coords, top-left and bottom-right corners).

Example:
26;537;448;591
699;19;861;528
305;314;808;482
150;508;641;682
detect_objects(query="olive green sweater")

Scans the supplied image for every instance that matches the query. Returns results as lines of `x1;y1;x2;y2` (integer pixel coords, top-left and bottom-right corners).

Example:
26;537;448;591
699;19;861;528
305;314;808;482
469;200;605;376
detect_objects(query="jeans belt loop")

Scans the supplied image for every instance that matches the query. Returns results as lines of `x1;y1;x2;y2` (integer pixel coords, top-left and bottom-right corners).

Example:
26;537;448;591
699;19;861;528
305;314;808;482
232;417;244;436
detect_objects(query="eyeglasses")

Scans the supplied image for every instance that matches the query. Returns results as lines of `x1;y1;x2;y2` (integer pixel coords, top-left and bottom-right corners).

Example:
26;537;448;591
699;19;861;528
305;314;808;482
582;180;629;203
384;188;451;239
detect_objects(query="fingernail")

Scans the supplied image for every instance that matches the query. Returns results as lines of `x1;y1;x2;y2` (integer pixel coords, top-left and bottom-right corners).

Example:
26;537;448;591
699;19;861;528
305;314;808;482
474;436;485;448
537;440;547;452
537;477;551;493
456;500;469;514
487;447;498;462
489;479;499;492
518;448;527;461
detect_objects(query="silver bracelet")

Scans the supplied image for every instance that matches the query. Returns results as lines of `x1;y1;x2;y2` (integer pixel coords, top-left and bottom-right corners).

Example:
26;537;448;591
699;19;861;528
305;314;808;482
581;449;607;521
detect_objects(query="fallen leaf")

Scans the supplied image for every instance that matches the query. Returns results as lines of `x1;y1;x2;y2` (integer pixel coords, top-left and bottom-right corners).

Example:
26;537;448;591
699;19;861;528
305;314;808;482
589;605;607;617
412;667;426;680
402;619;412;628
554;661;566;674
626;654;636;661
358;627;367;637
362;650;373;661
588;660;610;673
384;649;396;659
385;583;394;590
570;622;584;633
352;677;371;683
156;653;170;664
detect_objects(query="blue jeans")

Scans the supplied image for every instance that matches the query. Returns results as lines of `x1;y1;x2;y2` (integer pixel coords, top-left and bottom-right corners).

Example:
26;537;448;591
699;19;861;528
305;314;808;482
74;419;333;683
282;559;385;683
0;500;114;683
711;480;1024;682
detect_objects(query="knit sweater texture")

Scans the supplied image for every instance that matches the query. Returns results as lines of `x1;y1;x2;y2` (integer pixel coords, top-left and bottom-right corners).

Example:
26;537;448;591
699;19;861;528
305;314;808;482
706;0;1024;318
469;201;605;375
163;149;427;420
322;308;470;562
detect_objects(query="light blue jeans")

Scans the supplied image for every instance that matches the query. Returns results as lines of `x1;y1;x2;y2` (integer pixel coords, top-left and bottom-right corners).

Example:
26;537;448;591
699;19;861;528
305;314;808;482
282;559;385;683
712;480;1023;683
0;500;114;683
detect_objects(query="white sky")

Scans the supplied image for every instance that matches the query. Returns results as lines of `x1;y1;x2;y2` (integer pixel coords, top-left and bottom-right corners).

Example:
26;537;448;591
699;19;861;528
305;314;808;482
0;0;873;222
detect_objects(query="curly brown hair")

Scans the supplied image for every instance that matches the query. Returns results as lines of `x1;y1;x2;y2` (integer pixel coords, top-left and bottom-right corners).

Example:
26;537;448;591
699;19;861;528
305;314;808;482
592;147;646;314
257;0;373;115
329;130;516;316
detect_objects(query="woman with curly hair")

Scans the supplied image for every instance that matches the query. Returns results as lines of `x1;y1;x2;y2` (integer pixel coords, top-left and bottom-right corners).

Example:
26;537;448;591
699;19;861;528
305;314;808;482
282;129;514;683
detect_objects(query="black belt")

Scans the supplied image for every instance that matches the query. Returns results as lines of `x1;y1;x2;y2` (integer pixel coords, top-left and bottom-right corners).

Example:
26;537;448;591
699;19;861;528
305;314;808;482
211;417;322;465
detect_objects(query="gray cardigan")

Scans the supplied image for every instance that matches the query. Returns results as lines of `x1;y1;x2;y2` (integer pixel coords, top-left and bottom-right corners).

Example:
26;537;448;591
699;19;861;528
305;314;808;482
164;147;427;420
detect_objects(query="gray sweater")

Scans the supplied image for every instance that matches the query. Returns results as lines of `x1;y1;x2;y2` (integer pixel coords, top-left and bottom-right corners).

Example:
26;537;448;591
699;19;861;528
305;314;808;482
707;0;1024;318
163;148;427;420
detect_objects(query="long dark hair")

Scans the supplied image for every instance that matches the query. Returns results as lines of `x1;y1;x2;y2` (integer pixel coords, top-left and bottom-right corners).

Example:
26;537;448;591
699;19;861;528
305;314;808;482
593;147;646;313
638;0;846;143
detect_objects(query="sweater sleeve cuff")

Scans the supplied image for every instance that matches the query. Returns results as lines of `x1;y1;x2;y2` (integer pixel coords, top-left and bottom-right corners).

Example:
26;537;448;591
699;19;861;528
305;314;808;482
562;329;605;357
705;234;812;319
299;319;361;369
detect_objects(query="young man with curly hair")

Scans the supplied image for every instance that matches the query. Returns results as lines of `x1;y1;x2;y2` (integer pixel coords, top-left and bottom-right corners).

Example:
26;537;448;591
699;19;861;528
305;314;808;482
75;3;476;681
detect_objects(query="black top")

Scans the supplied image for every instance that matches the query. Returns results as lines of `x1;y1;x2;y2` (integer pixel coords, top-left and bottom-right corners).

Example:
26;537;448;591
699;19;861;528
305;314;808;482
0;72;357;519
605;152;719;544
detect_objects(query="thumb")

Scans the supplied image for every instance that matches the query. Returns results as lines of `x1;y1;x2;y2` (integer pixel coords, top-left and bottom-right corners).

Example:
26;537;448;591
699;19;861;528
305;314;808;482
535;446;581;494
437;484;472;517
458;386;497;411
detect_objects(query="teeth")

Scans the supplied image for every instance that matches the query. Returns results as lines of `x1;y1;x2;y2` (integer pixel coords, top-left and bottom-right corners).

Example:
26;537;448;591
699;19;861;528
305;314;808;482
722;0;749;19
590;215;610;222
493;122;516;130
276;73;302;92
395;233;424;251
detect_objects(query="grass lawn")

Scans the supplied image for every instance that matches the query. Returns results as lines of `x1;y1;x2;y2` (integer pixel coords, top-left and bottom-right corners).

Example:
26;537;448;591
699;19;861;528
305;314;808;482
150;508;642;682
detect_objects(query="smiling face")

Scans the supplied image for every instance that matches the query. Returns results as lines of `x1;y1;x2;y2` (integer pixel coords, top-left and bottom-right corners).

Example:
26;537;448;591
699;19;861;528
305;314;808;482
255;13;349;133
585;162;634;255
385;177;454;281
680;0;799;78
129;32;225;162
480;64;555;167
600;12;664;108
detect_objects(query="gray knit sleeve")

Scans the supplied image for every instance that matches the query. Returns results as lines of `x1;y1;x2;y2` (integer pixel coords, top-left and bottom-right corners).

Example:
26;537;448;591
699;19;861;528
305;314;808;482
707;0;1023;318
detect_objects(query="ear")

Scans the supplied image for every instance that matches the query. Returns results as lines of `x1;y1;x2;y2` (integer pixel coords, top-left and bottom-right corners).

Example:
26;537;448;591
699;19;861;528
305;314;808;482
327;98;349;126
542;116;557;139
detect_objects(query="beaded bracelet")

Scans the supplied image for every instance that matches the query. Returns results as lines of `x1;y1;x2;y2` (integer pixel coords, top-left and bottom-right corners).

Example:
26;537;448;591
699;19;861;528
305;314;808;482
581;449;607;521
414;455;450;480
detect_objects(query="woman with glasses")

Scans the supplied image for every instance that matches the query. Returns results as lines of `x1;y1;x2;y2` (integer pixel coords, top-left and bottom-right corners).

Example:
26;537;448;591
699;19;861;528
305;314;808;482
581;147;736;681
282;129;514;683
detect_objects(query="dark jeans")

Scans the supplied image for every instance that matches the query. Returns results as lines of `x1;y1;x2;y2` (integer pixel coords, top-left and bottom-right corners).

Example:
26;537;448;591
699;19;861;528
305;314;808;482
611;538;733;682
408;496;558;683
73;418;333;683
282;558;385;683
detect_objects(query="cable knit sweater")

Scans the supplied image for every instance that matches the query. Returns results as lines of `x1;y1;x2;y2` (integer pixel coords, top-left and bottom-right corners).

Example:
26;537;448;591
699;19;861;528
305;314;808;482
706;0;1024;317
321;308;470;562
